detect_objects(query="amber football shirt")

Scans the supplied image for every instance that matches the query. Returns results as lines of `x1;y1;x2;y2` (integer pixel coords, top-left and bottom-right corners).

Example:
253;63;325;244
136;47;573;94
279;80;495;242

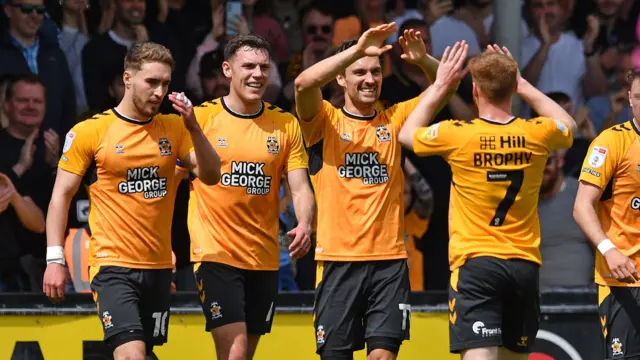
188;98;308;271
413;116;573;270
579;121;640;287
300;98;420;261
58;109;194;269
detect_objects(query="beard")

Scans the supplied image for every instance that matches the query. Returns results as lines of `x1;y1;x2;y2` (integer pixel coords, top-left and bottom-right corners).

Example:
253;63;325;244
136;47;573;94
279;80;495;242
132;93;158;118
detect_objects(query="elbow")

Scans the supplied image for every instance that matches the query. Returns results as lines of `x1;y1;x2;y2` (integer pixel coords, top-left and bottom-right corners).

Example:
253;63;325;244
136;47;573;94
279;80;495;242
294;75;310;95
398;130;414;151
200;170;221;186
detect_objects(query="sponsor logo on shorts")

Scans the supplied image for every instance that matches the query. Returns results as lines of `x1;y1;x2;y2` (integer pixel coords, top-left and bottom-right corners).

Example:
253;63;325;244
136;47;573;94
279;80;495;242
338;152;389;185
119;166;168;199
159;138;172;156
582;167;601;177
220;161;272;195
316;325;325;344
210;302;222;320
376;125;391;142
102;311;113;330
472;321;501;337
517;336;528;347
612;338;623;356
631;197;640;210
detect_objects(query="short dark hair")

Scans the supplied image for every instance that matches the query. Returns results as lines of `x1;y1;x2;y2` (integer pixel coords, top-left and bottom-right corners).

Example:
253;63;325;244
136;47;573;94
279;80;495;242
299;0;334;24
627;69;640;84
546;91;571;105
5;73;45;102
223;33;273;61
200;49;225;78
331;39;385;71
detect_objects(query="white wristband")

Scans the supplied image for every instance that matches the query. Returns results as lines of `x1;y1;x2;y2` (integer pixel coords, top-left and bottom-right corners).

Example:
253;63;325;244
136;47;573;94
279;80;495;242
46;246;65;265
597;239;616;255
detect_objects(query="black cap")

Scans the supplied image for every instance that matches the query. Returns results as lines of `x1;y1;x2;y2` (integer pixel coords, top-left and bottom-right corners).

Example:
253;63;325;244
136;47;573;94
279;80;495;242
199;49;225;78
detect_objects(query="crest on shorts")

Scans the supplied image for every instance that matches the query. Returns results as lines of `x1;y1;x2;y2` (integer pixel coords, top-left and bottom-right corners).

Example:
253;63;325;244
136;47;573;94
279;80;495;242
102;311;114;329
159;138;172;156
210;301;222;320
316;325;325;344
612;338;623;356
267;136;279;154
376;125;391;142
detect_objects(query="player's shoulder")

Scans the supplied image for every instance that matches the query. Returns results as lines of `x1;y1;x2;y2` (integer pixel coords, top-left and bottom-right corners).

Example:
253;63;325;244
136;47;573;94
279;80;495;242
593;121;636;146
263;101;295;121
72;109;117;134
515;116;568;136
193;98;225;118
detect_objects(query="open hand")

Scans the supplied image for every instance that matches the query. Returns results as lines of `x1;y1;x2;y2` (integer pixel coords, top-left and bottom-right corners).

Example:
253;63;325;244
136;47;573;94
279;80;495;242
433;41;469;89
356;22;398;57
399;29;427;65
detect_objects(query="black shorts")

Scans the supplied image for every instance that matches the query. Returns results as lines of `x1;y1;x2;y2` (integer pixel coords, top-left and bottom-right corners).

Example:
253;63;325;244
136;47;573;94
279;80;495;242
90;266;173;350
313;260;411;356
448;257;540;353
193;262;278;335
599;285;640;359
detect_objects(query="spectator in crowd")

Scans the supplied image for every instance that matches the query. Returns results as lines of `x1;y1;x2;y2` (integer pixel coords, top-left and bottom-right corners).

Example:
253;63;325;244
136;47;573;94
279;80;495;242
539;149;594;289
591;0;637;89
0;74;58;292
332;0;387;46
1;0;77;137
53;0;90;116
272;0;304;55
521;0;608;116
82;0;182;114
429;0;490;58
186;1;282;103
279;0;334;112
587;46;634;132
199;49;230;101
0;74;14;128
251;0;290;63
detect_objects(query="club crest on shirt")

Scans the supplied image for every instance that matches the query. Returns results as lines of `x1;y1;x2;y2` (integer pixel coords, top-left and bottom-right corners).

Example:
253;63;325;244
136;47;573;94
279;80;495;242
376;125;391;142
267;136;279;154
159;138;172;156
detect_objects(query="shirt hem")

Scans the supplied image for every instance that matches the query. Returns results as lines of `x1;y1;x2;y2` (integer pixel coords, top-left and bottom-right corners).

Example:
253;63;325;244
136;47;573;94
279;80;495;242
89;260;173;269
314;253;408;262
450;253;542;270
191;257;279;271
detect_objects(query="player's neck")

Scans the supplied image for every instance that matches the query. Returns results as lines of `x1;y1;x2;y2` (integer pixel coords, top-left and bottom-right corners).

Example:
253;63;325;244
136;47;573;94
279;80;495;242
115;99;152;122
477;103;513;123
222;94;263;116
343;98;375;118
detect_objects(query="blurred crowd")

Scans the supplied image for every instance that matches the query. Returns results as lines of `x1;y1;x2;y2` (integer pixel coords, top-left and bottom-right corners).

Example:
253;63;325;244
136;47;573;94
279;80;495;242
0;0;638;294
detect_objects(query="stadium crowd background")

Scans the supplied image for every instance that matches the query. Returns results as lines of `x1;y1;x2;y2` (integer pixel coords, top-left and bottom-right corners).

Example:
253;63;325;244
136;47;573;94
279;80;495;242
0;0;639;294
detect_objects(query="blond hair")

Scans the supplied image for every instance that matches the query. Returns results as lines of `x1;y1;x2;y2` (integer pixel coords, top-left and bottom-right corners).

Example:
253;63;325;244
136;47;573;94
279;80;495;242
469;51;518;104
124;42;174;72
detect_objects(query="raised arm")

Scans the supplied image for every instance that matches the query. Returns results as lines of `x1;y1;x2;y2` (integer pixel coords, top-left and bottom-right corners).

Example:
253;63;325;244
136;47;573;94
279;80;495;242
398;42;469;150
294;23;398;120
488;45;577;134
43;169;84;302
170;92;222;185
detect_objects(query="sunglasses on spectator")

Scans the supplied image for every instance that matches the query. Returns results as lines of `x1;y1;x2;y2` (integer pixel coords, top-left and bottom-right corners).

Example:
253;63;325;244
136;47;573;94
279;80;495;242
9;3;46;15
306;25;331;35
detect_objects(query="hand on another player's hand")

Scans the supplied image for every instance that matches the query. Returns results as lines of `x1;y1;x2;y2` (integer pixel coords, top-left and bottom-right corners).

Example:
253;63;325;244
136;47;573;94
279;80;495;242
356;23;398;57
43;263;67;303
287;223;312;259
604;248;639;284
399;29;427;65
433;40;469;89
169;92;199;132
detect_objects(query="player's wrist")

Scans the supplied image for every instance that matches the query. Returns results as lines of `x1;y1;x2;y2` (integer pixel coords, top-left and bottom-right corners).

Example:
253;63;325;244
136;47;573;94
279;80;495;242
598;239;616;255
46;245;66;266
